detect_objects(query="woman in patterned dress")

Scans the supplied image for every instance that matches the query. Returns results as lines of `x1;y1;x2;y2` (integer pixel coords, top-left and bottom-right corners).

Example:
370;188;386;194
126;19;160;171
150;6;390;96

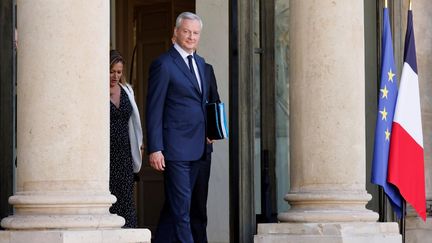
109;50;143;228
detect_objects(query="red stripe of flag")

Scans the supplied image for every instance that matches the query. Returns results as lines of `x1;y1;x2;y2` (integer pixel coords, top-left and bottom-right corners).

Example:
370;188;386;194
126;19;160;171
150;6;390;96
388;123;426;220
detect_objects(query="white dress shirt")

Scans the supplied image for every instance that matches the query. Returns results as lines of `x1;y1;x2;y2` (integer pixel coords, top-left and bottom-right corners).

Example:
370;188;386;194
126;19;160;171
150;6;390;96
174;43;202;91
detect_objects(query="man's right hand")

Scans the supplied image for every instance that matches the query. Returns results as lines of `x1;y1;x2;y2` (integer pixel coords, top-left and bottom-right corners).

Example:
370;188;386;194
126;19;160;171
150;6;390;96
149;151;165;171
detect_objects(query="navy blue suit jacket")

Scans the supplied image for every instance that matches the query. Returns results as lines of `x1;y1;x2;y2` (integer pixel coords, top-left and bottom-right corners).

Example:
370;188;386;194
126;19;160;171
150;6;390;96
146;46;207;161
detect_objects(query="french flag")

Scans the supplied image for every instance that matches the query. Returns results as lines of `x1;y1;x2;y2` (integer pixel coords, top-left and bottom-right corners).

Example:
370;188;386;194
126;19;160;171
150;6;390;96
388;9;426;221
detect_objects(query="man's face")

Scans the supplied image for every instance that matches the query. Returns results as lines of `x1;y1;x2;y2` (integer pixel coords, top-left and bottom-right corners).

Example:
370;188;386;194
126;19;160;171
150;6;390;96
174;19;201;54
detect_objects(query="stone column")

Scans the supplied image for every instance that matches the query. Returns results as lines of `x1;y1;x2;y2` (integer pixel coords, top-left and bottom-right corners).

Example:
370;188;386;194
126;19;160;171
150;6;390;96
255;1;400;242
278;0;376;223
0;1;150;242
406;0;432;242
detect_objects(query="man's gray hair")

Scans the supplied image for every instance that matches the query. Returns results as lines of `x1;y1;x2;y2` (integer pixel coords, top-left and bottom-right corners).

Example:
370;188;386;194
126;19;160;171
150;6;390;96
175;12;203;29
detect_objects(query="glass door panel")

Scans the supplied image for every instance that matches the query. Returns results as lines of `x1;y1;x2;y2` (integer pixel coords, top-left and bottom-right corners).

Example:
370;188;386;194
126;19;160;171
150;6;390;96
275;0;290;213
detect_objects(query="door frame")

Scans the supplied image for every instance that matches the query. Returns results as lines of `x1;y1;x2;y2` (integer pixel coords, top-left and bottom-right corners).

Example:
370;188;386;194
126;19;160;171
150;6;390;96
229;0;276;242
228;0;255;241
0;0;15;227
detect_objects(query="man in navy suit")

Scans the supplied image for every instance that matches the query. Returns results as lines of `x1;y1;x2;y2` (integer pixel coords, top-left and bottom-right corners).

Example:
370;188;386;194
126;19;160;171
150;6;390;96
146;12;209;243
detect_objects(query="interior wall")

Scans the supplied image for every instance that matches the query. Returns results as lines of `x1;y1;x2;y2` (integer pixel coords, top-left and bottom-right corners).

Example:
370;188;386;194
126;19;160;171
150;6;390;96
196;1;230;242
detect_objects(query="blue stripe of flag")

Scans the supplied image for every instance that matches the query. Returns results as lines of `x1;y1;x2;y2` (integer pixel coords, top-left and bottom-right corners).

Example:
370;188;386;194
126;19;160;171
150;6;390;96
404;10;417;73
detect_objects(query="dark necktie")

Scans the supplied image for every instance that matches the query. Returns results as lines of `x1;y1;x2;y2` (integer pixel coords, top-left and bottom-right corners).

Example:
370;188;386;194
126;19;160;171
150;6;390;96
187;55;201;91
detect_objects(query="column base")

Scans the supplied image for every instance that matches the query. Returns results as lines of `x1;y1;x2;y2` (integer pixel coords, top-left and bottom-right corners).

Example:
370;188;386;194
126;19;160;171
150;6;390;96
1;214;125;230
0;228;151;243
1;192;125;229
406;216;432;243
254;222;401;243
279;192;379;222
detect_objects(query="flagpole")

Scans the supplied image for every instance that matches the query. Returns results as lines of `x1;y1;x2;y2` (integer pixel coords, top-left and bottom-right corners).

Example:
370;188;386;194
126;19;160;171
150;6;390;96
400;6;411;243
380;0;388;224
378;187;387;222
400;1;409;240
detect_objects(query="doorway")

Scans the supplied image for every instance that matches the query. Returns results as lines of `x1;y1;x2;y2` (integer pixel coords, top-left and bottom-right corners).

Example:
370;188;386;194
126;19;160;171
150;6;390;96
114;0;195;234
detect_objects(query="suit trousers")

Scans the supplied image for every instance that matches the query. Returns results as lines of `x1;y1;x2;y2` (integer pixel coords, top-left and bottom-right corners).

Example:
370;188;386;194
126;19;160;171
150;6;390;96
154;156;210;243
190;153;211;243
